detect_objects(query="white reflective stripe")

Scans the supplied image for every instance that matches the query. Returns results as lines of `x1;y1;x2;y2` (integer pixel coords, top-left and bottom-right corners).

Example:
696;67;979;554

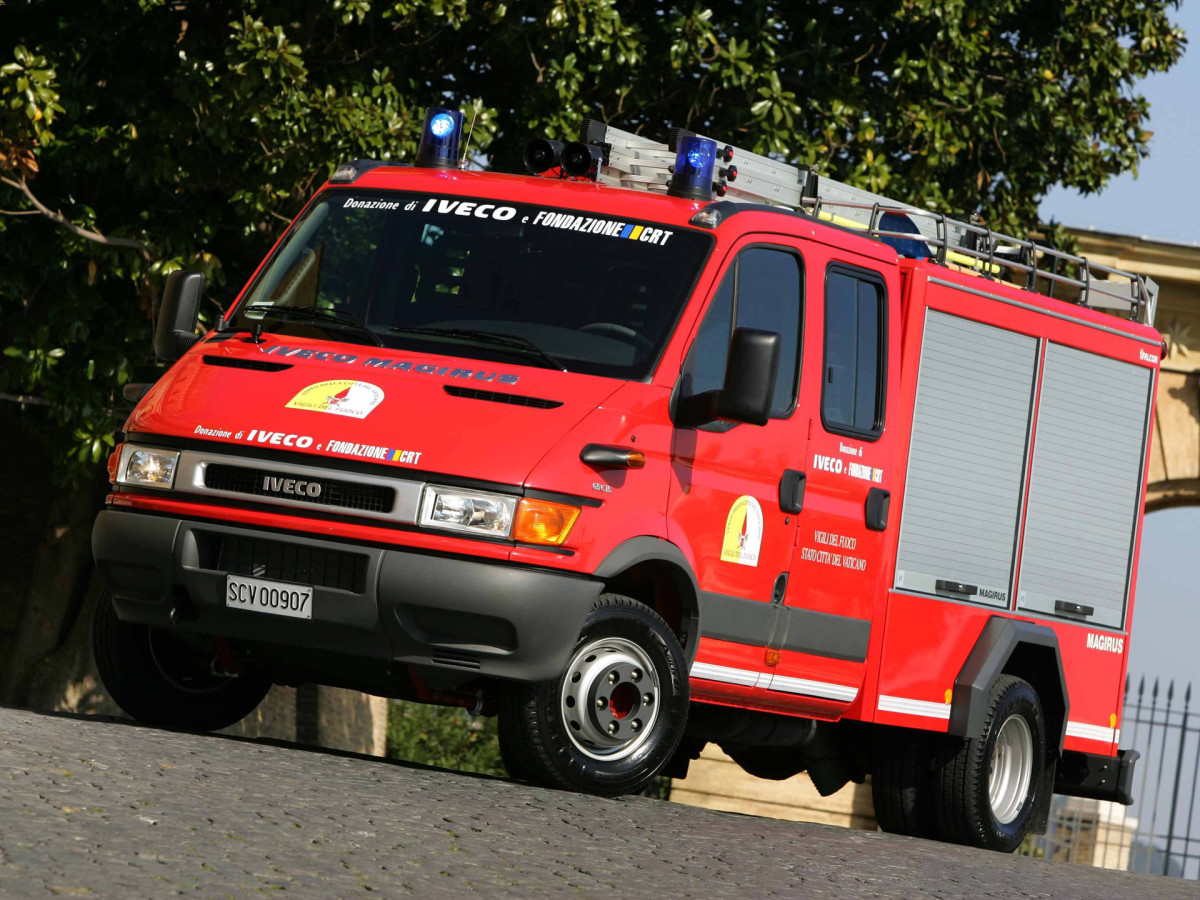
689;664;858;702
766;674;858;703
1065;721;1117;744
690;661;759;687
877;694;952;720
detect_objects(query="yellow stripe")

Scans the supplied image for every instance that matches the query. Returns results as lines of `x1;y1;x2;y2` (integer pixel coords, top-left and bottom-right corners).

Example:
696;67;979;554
629;225;644;241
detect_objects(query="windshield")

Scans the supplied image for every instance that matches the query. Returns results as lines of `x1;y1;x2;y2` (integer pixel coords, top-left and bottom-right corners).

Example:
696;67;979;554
230;190;712;379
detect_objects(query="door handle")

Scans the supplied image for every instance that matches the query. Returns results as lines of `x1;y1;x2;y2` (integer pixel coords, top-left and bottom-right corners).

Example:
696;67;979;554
865;487;890;531
779;469;806;514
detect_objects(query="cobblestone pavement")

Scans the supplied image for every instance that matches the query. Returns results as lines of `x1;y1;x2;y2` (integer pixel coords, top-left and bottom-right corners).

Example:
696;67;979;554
0;707;1194;899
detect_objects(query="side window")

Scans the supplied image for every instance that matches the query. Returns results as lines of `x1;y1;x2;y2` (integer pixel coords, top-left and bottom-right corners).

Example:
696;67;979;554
823;267;885;437
680;247;802;417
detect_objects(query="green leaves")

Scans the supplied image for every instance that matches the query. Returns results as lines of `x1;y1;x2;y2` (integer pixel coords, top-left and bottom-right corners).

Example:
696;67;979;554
0;44;64;175
0;0;1185;486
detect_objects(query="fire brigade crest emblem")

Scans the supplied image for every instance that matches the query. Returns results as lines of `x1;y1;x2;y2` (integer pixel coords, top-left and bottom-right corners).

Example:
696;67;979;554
720;495;763;566
285;380;385;419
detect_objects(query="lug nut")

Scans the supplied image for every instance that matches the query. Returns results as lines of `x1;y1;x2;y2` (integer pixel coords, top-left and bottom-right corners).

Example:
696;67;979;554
596;697;607;709
643;693;654;705
631;669;641;682
631;720;642;732
608;671;618;684
607;722;619;735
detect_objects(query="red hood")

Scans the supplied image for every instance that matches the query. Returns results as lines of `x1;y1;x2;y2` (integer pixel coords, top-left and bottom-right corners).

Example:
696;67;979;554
126;334;622;485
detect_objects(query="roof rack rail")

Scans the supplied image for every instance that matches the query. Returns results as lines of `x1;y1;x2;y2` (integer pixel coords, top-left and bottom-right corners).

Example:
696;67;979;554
581;120;1159;327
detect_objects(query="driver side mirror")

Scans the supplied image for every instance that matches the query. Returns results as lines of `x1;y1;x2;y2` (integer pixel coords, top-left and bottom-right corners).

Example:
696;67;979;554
154;270;205;361
677;327;781;428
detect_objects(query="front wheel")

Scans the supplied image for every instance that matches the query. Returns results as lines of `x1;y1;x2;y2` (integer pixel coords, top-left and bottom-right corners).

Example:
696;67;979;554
498;594;689;796
93;590;272;732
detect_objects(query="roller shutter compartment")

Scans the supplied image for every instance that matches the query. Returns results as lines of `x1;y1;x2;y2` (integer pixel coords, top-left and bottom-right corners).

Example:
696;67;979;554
894;311;1038;606
1016;343;1152;629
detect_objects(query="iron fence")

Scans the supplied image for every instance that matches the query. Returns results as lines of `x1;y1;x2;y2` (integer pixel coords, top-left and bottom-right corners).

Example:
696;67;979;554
1020;675;1200;877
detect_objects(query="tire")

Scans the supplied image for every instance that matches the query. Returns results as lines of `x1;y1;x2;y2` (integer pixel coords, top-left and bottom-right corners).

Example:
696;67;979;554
498;593;689;796
932;675;1047;851
872;729;939;839
93;590;271;732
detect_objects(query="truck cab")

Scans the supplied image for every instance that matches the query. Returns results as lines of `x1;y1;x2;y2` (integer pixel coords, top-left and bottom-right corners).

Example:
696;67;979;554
93;109;1158;853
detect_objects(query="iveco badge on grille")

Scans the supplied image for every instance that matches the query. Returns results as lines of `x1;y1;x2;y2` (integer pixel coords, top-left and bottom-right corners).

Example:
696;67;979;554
261;475;322;498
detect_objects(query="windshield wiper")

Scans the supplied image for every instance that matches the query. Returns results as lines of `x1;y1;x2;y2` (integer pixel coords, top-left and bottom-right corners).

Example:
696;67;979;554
386;326;567;371
243;304;385;347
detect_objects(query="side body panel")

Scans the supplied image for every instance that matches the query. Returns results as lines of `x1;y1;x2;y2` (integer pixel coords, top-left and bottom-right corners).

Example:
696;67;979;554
873;267;1159;757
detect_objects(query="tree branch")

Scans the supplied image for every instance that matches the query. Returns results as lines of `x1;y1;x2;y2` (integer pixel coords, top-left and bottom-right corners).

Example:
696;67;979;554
0;175;152;259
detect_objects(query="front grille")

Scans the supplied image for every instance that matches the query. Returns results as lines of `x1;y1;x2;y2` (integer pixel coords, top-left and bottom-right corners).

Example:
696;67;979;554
210;533;368;593
204;463;394;513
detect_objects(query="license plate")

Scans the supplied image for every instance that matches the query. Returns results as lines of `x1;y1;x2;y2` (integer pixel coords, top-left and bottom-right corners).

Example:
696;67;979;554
225;574;313;620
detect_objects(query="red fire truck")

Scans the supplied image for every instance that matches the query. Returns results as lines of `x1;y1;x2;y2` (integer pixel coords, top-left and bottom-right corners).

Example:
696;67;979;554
93;108;1160;852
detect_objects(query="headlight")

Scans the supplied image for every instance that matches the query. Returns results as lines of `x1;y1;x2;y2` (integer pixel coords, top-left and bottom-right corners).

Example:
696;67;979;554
419;486;517;537
116;445;179;490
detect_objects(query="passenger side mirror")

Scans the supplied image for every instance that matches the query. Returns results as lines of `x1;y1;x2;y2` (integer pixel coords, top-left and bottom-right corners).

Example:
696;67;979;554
714;327;781;425
154;270;205;361
676;327;781;428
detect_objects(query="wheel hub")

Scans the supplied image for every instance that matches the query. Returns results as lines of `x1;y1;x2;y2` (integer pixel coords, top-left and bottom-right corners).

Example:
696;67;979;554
147;630;235;696
988;713;1033;825
560;637;661;761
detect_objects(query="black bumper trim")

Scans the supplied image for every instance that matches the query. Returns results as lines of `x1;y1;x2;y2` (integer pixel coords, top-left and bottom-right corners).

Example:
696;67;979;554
92;509;603;685
1055;748;1140;806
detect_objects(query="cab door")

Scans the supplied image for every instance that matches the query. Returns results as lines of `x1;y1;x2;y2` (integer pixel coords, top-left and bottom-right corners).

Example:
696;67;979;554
667;239;807;704
768;257;901;717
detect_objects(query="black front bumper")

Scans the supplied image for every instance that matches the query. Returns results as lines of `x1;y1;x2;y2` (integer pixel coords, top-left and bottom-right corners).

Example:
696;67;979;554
92;509;603;688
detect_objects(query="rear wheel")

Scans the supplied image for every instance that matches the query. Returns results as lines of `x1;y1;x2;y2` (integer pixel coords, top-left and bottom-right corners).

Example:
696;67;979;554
872;729;939;839
932;675;1047;851
93;590;271;732
498;594;688;796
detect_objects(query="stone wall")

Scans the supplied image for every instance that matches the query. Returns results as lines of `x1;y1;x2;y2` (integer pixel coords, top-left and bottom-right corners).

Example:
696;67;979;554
671;745;877;830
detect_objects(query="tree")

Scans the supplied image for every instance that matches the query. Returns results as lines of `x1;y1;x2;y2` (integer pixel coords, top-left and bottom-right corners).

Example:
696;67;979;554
0;0;1184;700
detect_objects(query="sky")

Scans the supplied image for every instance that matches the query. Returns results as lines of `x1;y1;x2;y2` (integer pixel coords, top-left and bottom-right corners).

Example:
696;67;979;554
1038;2;1200;245
1130;509;1200;687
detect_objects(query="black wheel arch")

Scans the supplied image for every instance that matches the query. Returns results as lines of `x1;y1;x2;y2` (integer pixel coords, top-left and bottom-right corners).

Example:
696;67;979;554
594;537;701;668
950;616;1069;756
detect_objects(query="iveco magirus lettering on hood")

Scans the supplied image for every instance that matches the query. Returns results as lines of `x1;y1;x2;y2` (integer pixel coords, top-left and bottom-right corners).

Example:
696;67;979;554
92;105;1160;854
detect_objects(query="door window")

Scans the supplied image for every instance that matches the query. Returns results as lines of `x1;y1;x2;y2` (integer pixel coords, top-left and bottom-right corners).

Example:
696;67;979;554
680;247;803;417
822;267;886;438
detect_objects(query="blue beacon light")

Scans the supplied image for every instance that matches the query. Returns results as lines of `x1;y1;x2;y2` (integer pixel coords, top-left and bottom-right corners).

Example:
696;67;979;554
668;135;718;201
416;107;464;169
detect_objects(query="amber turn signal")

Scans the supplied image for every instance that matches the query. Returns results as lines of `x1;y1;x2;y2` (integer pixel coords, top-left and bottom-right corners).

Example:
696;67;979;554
106;443;124;484
579;443;645;469
513;498;581;546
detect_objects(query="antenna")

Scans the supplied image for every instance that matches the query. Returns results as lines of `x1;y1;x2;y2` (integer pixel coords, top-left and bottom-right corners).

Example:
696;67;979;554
459;102;480;169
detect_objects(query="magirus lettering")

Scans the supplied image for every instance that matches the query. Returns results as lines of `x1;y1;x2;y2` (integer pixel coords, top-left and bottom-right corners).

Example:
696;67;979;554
1086;632;1125;654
